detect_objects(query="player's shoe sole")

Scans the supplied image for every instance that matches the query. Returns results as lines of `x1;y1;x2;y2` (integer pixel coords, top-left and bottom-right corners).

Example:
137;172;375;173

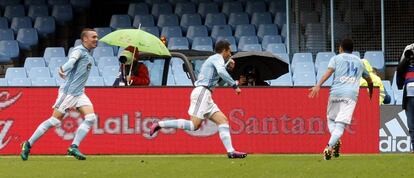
67;145;86;160
227;151;247;159
333;140;341;158
20;141;31;161
323;148;332;160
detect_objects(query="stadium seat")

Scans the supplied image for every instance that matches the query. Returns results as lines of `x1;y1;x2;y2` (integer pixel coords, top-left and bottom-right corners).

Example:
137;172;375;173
186;25;208;44
180;13;202;33
8;78;32;86
174;2;196;17
44;47;65;64
49;57;68;77
141;26;160;37
269;1;286;15
210;25;232;41
316;71;333;86
168;37;189;50
5;67;27;79
198;2;219;19
167;57;192;86
151;3;173;17
216;36;237;52
364;51;385;71
24;57;46;75
110;15;132;30
133;15;155;28
228;12;249;30
265;43;286;54
251;12;273;28
292;62;316;75
0;40;19;62
221;1;243;17
101;65;119;78
16;28;39;50
274;12;286;30
0;29;14;41
269;73;292;86
157;14;179;28
261;35;282;49
257;24;279;42
94;27;112;39
237;36;259;50
51;4;73;25
292;53;313;68
48;0;69;6
31;77;57;86
28;67;51;79
4;5;25;21
293;71;316;86
240;44;262;52
128;3;149;17
245;1;266;16
382;80;395;105
161;26;182;40
88;65;100;77
275;53;290;65
28;5;49;20
0;17;8;29
192;36;213;51
234;24;256;41
34;16;56;37
97;56;119;71
204;13;226;31
86;76;105;86
316;61;329;75
93;47;114;62
315;52;335;70
352;51;361;58
11;17;32;34
0;78;8;86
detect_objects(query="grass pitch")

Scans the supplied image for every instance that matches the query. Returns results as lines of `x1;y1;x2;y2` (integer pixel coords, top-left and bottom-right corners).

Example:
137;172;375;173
1;154;413;178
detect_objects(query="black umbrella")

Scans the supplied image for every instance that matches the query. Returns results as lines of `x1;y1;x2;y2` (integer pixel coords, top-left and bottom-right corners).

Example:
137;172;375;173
230;51;289;81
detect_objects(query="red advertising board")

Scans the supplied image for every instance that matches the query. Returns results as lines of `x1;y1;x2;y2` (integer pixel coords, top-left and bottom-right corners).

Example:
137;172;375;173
0;87;379;154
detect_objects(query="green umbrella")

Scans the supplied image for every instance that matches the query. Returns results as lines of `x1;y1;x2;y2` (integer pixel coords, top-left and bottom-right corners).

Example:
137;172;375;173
99;29;170;57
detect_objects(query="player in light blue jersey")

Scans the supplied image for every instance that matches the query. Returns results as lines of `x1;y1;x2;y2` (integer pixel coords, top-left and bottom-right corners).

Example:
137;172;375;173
20;28;98;161
309;38;373;160
149;41;247;158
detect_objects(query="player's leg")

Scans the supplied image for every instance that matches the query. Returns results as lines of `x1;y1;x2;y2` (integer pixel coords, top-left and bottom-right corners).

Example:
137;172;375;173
209;111;247;159
406;97;414;152
324;97;339;160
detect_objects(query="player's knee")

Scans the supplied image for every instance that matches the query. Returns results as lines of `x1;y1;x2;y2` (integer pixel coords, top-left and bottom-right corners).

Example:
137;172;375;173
48;117;62;127
192;122;202;131
84;113;97;126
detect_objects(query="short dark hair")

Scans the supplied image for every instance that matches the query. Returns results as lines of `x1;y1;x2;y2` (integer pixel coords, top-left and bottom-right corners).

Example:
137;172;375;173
340;38;354;52
214;40;231;53
80;28;96;41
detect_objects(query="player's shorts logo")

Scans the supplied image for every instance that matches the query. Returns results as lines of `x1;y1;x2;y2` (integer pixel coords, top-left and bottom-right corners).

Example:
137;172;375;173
0;91;22;110
55;108;83;140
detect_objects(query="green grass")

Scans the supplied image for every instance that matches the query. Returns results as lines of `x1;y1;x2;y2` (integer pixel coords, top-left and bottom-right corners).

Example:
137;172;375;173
1;154;413;178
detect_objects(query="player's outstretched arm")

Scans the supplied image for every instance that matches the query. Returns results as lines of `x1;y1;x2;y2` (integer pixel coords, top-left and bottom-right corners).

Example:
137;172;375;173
309;68;334;98
59;50;82;78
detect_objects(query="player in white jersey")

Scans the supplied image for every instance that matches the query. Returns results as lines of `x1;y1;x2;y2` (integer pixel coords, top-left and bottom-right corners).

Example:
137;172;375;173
20;29;98;161
149;41;247;158
308;38;373;160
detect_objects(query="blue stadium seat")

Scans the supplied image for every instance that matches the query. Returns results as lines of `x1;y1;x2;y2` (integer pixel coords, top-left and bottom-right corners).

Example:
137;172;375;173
269;73;292;86
157;14;179;28
51;4;73;25
4;5;25;21
192;36;213;51
186;25;208;44
16;28;39;50
28;5;49;20
274;53;290;67
93;47;114;62
234;24;256;41
269;1;286;15
101;65;120;79
292;62;315;75
382;80;395;105
8;78;32;86
352;51;361;58
147;60;164;86
94;27;112;39
31;77;57;86
97;56;119;71
97;41;118;56
34;16;56;37
174;2;196;17
257;24;279;42
48;0;69;6
198;2;219;19
0;40;19;62
274;12;286;30
204;13;226;31
293;71;316;86
25;0;46;6
265;43;286;54
86;76;104;86
261;35;282;49
5;67;27;79
161;26;182;40
180;13;202;33
24;57;46;75
215;36;237;52
167;57;192;86
0;29;14;41
44;47;65;64
241;44;262;52
316;61;329;75
128;3;149;17
49;57;68;77
315;52;335;70
210;25;232;41
0;78;8;86
237;36;259;50
110;15;132;30
221;1;243;17
251;12;273;28
151;3;173;17
0;17;8;29
168;37;189;50
245;1;266;16
228;12;249;30
11;17;32;34
316;71;333;86
28;67;51;79
364;51;385;71
88;65;100;77
141;26;160;37
292;53;313;68
133;15;155;28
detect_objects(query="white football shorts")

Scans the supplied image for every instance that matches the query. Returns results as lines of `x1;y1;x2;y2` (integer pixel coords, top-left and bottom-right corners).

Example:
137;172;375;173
326;96;356;124
52;92;93;113
188;86;220;119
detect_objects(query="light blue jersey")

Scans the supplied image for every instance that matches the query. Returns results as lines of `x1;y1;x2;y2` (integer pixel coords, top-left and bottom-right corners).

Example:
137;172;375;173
59;45;94;96
328;53;369;101
195;54;236;90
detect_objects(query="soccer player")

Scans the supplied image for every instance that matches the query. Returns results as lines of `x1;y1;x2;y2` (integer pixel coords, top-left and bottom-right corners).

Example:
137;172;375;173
149;40;247;159
308;38;373;160
20;28;99;161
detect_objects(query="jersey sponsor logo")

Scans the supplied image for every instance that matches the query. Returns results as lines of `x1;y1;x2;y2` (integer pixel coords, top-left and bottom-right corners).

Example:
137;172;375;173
0;91;22;110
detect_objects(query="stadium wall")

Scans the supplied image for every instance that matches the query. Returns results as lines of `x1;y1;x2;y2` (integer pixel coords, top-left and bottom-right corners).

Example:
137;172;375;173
0;87;379;154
